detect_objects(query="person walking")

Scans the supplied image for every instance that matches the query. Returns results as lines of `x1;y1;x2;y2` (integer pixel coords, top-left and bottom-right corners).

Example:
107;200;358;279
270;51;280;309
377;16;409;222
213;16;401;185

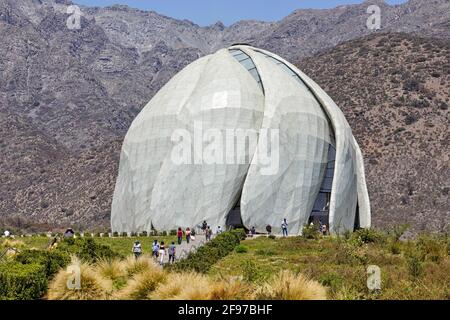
132;241;142;260
185;227;191;244
206;226;212;241
216;226;222;234
152;239;160;259
281;218;288;237
251;226;256;235
202;221;207;234
159;241;166;265
266;224;272;235
168;242;176;264
177;227;183;245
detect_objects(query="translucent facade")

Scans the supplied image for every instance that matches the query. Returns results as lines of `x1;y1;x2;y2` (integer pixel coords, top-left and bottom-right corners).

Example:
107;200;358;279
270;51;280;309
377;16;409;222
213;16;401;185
111;45;371;235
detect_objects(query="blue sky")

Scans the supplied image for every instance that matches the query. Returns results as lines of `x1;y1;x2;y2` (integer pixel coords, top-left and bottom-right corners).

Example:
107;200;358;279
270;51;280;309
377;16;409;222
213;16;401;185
74;0;408;26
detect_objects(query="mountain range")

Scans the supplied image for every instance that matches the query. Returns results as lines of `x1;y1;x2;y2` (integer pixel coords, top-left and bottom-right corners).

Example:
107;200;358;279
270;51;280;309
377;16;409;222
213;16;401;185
0;0;448;233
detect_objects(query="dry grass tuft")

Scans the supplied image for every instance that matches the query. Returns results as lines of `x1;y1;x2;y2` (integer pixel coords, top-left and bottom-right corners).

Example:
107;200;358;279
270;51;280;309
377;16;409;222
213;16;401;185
1;238;25;249
210;276;255;300
123;255;156;277
149;272;212;300
47;256;113;300
96;258;127;281
256;270;327;300
116;259;166;300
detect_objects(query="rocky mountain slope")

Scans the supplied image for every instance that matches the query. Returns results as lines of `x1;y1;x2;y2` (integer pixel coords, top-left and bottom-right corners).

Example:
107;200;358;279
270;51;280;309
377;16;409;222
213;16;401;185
299;33;449;233
0;0;449;232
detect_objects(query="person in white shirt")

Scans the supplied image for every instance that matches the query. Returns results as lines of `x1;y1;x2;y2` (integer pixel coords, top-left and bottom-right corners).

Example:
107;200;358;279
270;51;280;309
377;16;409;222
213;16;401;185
3;230;10;237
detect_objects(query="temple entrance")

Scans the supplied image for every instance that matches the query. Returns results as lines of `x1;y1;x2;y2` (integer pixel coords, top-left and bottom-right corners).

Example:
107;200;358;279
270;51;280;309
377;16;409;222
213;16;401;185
226;197;245;230
309;143;335;227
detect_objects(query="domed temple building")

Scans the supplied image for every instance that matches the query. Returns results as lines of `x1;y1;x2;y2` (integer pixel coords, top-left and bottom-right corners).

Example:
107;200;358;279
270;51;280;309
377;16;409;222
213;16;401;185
111;45;371;235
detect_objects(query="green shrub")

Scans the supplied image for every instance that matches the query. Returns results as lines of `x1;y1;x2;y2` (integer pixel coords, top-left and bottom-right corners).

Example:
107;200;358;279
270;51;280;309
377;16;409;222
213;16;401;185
302;224;319;240
15;249;70;277
169;230;177;236
121;232;128;237
113;232;119;237
389;241;401;255
241;260;265;283
168;229;245;273
351;229;386;245
0;262;47;300
255;248;276;256
57;238;122;262
417;235;446;263
319;272;344;292
268;235;276;240
235;244;248;253
140;231;148;237
387;224;409;241
407;254;423;280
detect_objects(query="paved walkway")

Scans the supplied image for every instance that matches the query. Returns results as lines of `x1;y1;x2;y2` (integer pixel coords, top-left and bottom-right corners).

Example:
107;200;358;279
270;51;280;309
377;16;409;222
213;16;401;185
156;234;213;265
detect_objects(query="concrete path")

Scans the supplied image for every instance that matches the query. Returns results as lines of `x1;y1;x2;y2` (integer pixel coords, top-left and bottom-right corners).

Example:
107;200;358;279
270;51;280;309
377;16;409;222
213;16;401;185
156;234;214;265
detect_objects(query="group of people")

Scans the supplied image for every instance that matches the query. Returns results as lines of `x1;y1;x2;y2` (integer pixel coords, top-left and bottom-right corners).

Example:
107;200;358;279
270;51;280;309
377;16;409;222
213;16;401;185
132;239;177;265
263;218;289;237
176;227;194;245
131;221;222;265
201;220;217;241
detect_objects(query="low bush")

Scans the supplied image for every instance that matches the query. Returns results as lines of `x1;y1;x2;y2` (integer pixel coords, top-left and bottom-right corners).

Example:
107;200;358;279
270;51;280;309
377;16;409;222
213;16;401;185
417;235;447;263
302;225;320;240
0;262;47;300
235;244;248;253
242;260;265;283
388;241;402;255
57;238;122;263
350;228;386;245
15;249;70;277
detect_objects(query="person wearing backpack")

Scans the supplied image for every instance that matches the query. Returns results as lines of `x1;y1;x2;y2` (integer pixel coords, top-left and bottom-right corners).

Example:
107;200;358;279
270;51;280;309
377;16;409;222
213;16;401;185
168;242;176;264
185;227;191;244
152;239;160;259
132;241;142;260
281;218;288;237
177;227;183;245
